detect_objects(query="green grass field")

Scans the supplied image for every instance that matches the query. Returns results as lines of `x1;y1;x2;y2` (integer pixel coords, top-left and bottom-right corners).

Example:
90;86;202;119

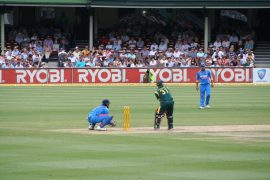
1;85;270;180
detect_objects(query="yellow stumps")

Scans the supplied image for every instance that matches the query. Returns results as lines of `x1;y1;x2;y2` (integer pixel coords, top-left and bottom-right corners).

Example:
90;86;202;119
123;106;130;131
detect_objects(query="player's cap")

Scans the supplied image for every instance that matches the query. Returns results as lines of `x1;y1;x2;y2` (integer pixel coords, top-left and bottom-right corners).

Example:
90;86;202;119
102;99;110;106
200;63;206;67
156;80;164;87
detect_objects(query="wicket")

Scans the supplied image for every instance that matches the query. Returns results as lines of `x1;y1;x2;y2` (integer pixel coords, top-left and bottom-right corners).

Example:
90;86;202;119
123;106;130;131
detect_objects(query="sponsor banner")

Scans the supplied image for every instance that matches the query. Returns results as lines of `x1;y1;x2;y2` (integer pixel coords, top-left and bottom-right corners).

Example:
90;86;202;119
74;69;126;83
0;69;72;84
253;68;270;83
0;68;252;84
209;68;252;83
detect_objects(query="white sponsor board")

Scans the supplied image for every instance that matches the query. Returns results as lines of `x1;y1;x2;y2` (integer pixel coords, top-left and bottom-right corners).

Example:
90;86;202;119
253;68;270;83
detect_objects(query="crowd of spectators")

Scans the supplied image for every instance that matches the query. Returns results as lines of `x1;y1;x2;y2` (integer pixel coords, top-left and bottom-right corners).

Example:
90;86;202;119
0;27;71;68
0;26;256;69
59;28;255;68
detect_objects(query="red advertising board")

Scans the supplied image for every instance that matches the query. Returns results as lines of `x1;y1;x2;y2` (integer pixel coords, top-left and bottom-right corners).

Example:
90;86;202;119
0;69;72;84
0;68;252;84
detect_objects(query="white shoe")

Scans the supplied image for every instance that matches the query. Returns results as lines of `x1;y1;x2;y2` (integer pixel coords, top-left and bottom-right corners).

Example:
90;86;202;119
96;126;107;131
88;123;95;130
206;105;210;109
200;106;204;109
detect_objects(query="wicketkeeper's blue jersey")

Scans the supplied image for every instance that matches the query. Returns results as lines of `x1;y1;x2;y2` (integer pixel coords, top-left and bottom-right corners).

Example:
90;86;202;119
196;70;212;85
88;105;109;117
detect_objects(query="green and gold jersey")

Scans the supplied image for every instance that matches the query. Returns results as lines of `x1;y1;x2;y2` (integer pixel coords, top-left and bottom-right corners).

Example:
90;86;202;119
155;86;174;102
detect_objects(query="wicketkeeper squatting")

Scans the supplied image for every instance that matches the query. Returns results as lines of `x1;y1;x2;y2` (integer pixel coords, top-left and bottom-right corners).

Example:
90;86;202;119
87;99;116;131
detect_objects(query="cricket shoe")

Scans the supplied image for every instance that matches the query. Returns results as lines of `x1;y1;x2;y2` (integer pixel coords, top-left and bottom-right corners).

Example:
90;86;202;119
96;126;107;131
199;106;204;109
88;124;95;130
206;105;210;109
110;120;117;127
168;124;173;130
154;124;160;130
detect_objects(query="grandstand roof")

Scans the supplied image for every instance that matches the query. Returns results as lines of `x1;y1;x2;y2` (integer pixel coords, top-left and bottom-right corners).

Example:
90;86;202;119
1;0;270;8
0;0;87;7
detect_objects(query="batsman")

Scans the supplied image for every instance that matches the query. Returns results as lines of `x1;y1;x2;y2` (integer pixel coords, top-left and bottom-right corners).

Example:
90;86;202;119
154;80;174;130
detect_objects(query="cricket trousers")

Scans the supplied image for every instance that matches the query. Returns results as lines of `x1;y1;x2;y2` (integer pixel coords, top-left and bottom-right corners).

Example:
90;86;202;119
200;84;211;107
88;115;113;128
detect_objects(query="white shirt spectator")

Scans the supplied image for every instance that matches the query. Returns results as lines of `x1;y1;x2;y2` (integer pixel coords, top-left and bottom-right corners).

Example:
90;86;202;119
105;42;113;50
128;38;137;49
149;59;157;67
64;61;74;68
73;48;81;59
173;49;181;58
159;58;168;67
53;41;60;52
103;59;109;67
150;43;158;51
5;50;12;57
222;40;230;48
68;55;78;64
218;50;225;59
119;51;127;59
167;60;174;67
0;56;5;64
165;50;173;58
211;51;218;59
149;48;157;56
130;62;136;67
32;53;42;63
213;40;222;48
58;49;67;56
211;60;220;67
239;56;247;66
190;41;199;48
158;42;167;51
136;62;144;67
31;34;38;41
120;62;127;67
15;63;24;68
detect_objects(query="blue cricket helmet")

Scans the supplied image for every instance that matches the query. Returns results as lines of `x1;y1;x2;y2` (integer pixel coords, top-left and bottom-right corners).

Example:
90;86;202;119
102;99;110;106
200;63;206;67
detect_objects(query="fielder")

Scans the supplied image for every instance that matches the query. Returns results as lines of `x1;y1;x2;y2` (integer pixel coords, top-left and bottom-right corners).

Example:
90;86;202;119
154;80;174;130
196;63;214;109
87;99;116;131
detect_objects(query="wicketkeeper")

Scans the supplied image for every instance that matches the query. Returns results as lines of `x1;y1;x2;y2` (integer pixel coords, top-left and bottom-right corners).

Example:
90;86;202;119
154;80;174;130
87;99;116;131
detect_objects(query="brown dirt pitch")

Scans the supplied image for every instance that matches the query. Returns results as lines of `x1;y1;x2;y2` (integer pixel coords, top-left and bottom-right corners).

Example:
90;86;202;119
50;125;270;142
